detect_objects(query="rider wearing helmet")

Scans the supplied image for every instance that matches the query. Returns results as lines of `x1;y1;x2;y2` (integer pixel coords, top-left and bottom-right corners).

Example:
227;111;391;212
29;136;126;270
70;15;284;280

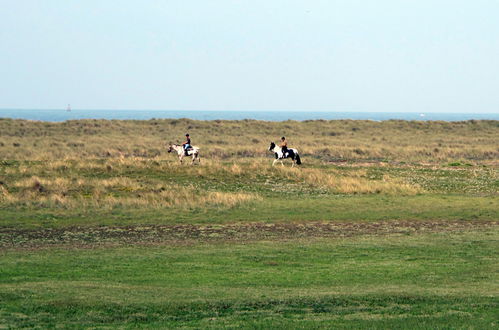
182;133;191;156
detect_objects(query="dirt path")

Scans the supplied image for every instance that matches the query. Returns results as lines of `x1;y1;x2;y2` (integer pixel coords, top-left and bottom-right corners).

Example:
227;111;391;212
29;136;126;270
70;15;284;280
1;220;497;250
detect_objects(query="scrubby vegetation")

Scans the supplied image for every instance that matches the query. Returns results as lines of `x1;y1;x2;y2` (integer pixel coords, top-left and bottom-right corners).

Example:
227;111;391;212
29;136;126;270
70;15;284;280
0;118;497;162
0;118;497;328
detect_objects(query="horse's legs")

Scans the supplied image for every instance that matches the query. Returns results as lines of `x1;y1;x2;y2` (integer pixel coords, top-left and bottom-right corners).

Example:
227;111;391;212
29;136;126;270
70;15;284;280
281;160;284;167
272;159;277;166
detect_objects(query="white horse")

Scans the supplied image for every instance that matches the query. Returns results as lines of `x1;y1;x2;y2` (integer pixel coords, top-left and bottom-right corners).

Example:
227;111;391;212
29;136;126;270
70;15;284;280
167;143;200;164
268;142;302;167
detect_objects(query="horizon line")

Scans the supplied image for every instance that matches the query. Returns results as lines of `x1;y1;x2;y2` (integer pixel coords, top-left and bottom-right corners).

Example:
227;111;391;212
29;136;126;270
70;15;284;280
1;108;498;115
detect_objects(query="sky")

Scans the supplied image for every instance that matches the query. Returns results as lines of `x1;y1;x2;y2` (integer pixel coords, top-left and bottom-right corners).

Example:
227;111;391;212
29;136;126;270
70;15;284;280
1;0;498;113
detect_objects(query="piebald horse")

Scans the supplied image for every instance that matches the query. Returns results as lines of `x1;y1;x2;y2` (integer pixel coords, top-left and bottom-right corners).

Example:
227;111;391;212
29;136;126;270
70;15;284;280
268;142;302;167
168;143;200;164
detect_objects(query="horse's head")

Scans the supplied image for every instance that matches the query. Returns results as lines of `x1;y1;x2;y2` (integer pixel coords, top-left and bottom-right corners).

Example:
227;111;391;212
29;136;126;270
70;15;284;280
269;142;276;152
167;143;174;153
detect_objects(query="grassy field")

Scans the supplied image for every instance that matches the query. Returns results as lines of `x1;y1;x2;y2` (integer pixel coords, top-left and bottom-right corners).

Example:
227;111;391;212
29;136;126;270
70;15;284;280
0;118;498;328
1;229;498;328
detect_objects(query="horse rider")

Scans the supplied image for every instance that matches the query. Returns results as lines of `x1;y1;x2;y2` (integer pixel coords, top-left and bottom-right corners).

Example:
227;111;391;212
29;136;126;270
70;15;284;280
280;136;289;157
182;133;191;156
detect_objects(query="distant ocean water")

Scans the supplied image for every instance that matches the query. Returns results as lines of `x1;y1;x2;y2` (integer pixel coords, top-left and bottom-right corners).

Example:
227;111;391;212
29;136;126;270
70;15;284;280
0;109;498;122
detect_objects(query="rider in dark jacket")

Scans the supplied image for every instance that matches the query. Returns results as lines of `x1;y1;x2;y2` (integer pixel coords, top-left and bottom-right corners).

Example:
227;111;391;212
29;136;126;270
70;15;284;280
182;134;191;156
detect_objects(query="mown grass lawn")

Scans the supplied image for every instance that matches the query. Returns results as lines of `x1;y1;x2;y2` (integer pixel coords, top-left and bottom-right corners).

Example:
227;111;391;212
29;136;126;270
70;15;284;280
1;229;497;328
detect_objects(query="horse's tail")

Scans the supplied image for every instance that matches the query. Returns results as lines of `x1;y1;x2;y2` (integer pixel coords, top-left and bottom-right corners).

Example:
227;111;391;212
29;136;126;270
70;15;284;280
295;154;302;165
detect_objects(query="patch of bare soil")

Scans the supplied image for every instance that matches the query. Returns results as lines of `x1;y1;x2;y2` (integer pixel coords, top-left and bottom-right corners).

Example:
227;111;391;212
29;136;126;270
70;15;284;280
1;220;497;250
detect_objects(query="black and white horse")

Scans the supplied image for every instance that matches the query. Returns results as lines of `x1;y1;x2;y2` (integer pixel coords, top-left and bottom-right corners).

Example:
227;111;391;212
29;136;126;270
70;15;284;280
168;143;200;164
268;142;302;167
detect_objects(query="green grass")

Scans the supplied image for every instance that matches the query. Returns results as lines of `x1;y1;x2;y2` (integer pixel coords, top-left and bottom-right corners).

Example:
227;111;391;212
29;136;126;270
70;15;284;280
0;194;497;229
1;229;497;328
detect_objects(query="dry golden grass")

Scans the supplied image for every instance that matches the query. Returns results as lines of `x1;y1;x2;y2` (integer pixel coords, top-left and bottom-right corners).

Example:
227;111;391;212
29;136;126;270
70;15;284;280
0;174;260;210
0;119;496;211
0;118;497;163
273;167;422;195
96;190;259;209
0;156;422;212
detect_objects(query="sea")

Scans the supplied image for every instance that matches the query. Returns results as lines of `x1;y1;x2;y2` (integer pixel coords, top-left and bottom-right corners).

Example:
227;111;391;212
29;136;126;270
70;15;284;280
0;109;498;122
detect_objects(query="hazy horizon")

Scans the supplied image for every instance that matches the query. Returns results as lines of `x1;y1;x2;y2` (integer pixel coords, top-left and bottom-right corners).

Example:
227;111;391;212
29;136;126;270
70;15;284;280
1;1;498;113
1;108;497;114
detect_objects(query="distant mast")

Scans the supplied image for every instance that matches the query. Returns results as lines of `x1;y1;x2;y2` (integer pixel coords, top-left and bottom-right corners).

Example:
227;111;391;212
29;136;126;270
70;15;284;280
66;104;71;112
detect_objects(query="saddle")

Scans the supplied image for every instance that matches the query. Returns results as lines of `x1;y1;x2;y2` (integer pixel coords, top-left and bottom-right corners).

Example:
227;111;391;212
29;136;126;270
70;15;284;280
277;148;294;159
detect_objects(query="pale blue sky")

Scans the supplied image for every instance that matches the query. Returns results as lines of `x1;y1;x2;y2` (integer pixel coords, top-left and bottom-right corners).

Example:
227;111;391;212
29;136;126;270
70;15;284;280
1;0;498;113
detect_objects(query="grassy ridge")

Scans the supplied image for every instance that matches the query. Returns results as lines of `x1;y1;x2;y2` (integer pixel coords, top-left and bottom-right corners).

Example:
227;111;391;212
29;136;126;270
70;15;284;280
0;118;497;162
